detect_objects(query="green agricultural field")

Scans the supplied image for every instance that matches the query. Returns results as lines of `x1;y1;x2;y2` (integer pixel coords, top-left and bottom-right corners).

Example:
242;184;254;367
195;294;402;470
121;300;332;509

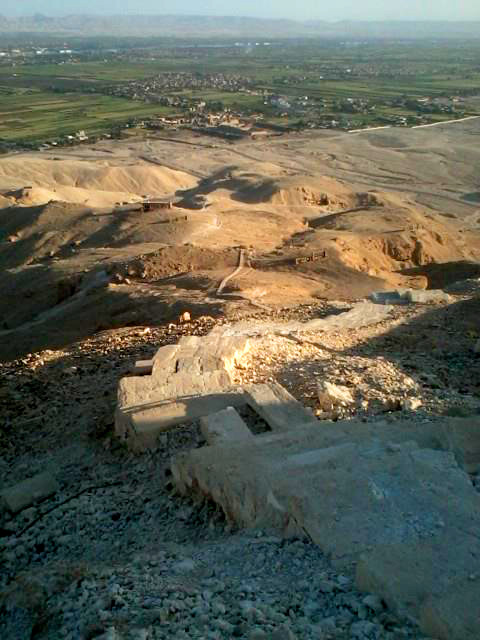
0;58;265;89
1;38;480;145
0;89;172;142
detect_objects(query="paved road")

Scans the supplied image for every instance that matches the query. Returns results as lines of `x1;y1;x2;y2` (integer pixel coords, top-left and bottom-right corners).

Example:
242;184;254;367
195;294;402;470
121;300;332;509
412;115;480;129
347;115;480;134
348;125;392;134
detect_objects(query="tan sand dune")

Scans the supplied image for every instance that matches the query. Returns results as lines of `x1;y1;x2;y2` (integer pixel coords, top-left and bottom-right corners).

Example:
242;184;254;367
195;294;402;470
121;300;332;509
192;167;359;211
0;156;197;206
266;175;355;208
5;185;140;208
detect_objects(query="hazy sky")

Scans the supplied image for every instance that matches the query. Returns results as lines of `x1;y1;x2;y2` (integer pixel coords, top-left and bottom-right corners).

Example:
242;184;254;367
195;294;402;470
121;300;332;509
2;0;480;21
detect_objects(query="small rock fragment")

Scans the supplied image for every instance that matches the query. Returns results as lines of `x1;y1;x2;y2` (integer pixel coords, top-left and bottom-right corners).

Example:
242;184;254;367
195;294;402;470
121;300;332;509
173;559;196;574
317;381;354;411
362;594;384;613
402;397;422;412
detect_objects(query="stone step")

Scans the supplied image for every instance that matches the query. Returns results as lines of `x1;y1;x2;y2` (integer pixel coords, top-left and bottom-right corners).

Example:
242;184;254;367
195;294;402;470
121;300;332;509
172;433;301;535
177;413;480;474
174;436;480;561
277;444;480;566
245;382;316;433
200;407;253;446
420;578;480;640
172;417;480;639
116;389;246;452
131;360;153;376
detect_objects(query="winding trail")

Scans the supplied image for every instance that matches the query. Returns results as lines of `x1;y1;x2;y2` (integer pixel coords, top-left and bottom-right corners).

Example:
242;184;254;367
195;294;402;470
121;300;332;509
217;249;246;295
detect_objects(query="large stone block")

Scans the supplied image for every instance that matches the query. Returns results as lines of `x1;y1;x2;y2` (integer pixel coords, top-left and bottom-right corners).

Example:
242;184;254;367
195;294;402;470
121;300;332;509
276;444;479;566
151;344;179;379
369;290;409;305
171;396;480;639
172;415;480;524
173;426;480;557
356;535;480;640
115;332;252;451
1;472;58;513
419;579;480;640
369;289;451;306
405;289;451;304
439;416;480;473
172;436;302;536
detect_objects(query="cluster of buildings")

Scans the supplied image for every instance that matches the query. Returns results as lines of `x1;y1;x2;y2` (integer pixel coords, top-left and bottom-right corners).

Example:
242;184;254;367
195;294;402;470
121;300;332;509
389;95;465;116
265;92;467;128
145;109;277;140
37;130;89;151
107;72;253;104
0;46;78;64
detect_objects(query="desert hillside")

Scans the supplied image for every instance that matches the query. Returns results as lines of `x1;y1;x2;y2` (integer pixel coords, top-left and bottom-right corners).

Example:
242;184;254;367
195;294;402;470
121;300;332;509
1;119;480;640
1;124;480;360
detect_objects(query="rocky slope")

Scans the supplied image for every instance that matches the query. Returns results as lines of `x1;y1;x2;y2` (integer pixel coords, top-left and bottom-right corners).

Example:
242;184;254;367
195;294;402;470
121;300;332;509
1;285;479;639
1;125;480;639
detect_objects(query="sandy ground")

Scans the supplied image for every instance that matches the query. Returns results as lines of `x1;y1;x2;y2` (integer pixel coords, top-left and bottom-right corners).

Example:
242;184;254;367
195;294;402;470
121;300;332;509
1;122;480;359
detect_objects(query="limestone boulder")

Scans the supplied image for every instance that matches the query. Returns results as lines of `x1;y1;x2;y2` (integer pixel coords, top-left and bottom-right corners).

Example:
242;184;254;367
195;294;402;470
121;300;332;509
317;381;355;412
405;289;451;304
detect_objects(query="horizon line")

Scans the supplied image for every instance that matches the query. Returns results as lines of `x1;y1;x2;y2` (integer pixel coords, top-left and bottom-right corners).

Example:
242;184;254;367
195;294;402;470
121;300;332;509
2;14;480;24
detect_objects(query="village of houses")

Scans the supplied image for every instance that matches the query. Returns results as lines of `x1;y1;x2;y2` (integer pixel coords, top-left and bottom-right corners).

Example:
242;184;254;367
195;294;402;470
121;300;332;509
0;61;468;152
34;88;466;153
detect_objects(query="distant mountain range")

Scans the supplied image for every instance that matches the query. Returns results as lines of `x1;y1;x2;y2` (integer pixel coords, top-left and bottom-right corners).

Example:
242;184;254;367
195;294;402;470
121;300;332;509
0;14;479;39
